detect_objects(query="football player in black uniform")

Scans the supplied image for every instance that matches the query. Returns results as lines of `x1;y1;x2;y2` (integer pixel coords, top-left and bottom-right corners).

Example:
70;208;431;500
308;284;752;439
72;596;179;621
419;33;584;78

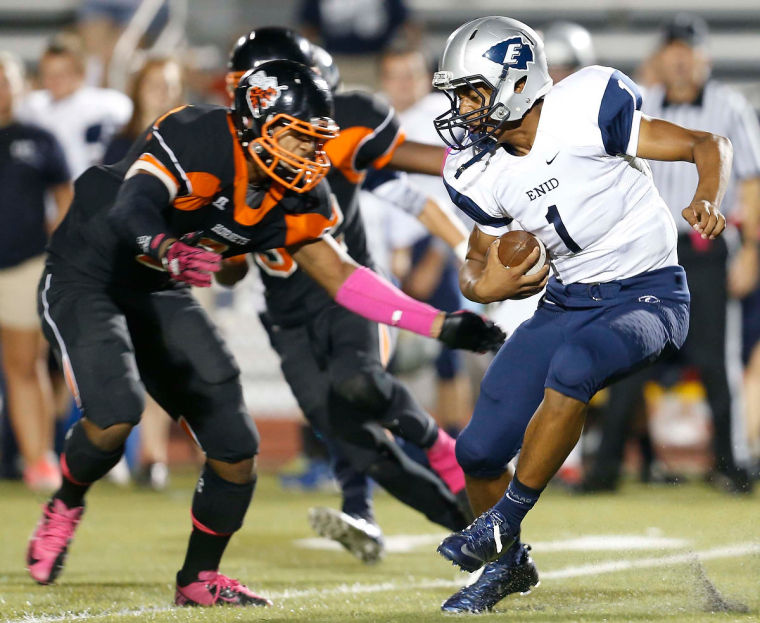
220;28;478;563
26;60;503;606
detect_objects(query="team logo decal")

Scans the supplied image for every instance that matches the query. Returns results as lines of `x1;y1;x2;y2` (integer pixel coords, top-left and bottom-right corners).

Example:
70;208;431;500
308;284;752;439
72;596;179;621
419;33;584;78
246;71;288;118
483;36;534;70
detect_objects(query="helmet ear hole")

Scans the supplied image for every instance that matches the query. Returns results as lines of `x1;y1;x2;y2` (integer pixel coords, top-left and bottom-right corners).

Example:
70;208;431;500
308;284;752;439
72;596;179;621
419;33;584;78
514;76;527;94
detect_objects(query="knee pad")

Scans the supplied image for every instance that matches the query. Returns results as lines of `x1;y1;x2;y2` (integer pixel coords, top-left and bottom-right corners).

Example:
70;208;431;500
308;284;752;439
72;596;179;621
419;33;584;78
191;384;260;462
331;369;394;415
235;421;260;459
95;374;145;427
226;409;260;461
455;431;510;479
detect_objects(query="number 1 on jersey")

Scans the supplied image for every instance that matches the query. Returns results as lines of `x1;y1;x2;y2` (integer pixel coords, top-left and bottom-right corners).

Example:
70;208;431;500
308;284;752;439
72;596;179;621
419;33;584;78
546;204;582;253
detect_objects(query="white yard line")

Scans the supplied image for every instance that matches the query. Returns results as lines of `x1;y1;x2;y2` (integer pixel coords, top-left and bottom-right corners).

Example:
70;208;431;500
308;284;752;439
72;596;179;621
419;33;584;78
541;542;760;580
296;533;692;553
6;542;759;623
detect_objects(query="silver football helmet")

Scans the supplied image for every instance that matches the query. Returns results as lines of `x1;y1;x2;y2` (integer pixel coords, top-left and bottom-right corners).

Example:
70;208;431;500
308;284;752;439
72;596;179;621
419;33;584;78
543;22;596;71
433;16;552;150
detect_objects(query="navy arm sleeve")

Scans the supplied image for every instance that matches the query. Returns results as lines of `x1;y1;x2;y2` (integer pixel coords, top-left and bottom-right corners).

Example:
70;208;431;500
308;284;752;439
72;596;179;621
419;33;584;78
598;69;643;156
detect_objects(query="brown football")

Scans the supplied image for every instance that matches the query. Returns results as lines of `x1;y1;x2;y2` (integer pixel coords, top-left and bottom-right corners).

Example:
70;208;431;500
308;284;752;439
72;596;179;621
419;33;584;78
497;230;549;275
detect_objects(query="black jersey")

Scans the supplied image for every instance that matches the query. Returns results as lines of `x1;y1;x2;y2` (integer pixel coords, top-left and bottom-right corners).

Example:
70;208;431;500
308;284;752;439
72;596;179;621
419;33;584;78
47;105;339;290
254;91;404;325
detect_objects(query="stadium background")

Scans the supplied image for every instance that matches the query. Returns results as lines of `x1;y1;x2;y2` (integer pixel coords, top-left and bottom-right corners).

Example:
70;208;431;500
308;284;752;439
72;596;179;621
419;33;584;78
2;0;757;470
0;2;758;621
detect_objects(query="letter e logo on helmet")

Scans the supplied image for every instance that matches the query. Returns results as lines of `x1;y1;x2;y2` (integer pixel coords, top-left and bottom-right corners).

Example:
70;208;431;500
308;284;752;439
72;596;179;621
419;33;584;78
483;36;534;70
246;71;289;118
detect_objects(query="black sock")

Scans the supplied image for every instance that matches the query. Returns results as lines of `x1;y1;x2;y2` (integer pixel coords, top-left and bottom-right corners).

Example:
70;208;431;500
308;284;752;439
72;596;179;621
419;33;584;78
55;477;91;508
178;463;255;583
177;529;232;585
54;422;124;507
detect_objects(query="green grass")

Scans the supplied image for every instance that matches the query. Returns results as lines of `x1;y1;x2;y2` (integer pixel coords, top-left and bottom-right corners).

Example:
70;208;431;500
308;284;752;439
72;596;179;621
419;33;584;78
1;474;758;622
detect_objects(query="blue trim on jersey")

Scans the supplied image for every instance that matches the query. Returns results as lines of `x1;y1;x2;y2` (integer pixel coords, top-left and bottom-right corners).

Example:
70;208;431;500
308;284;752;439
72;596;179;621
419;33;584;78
363;167;399;192
598;69;643;156
443;178;513;228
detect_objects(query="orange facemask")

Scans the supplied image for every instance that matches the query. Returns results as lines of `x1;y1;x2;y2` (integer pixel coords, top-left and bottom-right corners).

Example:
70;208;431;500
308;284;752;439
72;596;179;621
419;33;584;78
247;113;339;194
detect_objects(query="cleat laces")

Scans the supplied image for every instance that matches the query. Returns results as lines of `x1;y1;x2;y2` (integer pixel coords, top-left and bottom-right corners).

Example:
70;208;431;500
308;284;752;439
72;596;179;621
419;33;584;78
37;504;80;556
467;511;506;554
203;572;243;604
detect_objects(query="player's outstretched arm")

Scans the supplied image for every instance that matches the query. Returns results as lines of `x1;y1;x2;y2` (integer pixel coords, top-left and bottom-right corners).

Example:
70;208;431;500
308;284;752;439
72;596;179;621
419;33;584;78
367;172;468;259
637;116;732;239
459;227;549;304
416;198;469;261
290;235;505;352
387;140;446;177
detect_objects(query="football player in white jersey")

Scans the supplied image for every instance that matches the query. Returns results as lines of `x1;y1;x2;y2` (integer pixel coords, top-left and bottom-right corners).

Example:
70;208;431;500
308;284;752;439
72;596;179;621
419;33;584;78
431;16;731;614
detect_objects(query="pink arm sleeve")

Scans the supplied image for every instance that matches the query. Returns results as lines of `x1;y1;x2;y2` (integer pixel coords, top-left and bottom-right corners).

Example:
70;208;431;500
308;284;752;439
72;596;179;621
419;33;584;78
334;266;440;337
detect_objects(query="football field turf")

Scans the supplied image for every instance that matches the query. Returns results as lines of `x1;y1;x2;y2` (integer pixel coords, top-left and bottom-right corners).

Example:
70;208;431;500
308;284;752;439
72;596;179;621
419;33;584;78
2;473;758;622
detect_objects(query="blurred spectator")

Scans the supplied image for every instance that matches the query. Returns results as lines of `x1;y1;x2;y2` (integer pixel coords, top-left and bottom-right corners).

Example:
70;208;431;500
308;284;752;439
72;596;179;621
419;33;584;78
101;56;184;489
542;22;596;83
299;0;419;88
0;52;72;491
743;282;760;476
584;14;760;494
103;56;183;164
77;0;170;87
19;34;132;178
379;46;472;434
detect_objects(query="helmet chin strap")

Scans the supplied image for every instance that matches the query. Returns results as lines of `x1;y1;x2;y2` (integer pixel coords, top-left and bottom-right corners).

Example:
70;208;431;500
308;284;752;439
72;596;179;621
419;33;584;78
454;102;532;179
490;64;513;123
453;71;511;179
454;136;499;179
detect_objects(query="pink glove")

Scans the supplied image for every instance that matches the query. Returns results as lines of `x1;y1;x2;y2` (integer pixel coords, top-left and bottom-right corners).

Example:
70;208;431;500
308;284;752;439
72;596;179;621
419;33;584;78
162;240;221;287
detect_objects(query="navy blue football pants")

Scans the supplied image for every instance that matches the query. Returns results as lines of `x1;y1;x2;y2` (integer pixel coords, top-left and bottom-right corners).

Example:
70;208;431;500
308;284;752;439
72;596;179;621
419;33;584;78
456;266;690;478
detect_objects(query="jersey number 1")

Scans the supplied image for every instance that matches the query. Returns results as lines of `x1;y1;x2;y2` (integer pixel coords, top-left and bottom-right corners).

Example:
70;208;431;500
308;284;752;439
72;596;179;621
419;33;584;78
545;204;582;253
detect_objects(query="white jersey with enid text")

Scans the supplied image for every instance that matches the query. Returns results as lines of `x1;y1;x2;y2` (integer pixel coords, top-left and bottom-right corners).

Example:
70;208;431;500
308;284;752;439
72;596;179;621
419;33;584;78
442;65;678;284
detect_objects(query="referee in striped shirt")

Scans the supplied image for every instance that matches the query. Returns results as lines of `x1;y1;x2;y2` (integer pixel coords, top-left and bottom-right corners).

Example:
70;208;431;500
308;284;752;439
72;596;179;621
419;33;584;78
585;14;760;494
